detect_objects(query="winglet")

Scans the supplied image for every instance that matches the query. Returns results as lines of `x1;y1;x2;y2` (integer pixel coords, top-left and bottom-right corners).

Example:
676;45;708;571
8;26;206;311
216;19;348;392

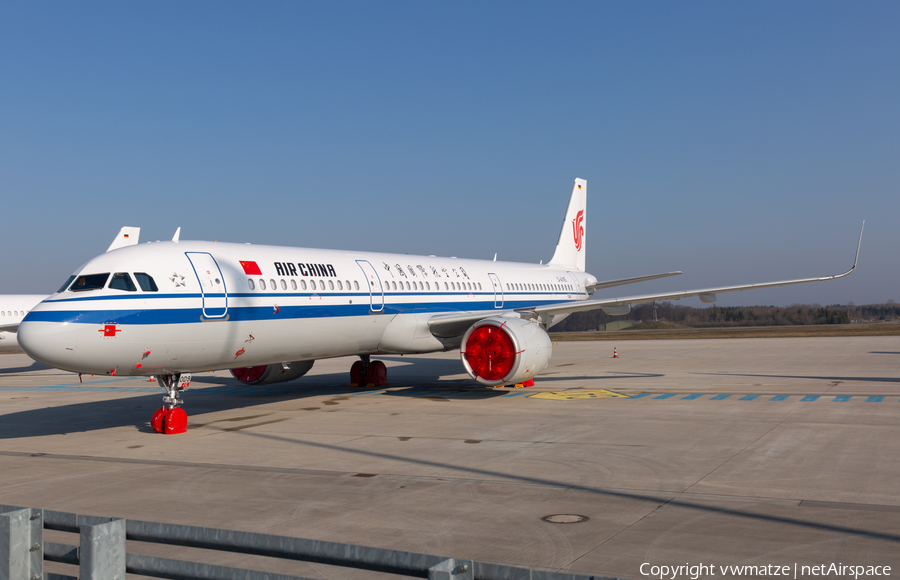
106;227;141;252
851;220;864;271
173;227;181;243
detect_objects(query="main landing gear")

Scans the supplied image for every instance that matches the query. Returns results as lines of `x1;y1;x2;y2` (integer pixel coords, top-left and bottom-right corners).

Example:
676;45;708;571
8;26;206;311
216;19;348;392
151;373;192;434
350;355;388;387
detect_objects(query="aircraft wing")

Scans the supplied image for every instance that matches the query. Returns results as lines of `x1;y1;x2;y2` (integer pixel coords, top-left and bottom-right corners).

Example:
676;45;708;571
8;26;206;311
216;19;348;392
0;323;19;333
429;222;863;336
588;271;682;292
534;221;863;318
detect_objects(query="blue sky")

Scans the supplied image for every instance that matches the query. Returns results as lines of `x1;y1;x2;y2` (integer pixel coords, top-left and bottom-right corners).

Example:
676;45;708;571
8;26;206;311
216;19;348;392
2;2;897;306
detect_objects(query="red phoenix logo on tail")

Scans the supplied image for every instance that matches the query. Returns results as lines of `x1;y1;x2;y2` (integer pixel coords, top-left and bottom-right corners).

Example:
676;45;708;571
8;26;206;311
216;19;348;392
572;210;584;251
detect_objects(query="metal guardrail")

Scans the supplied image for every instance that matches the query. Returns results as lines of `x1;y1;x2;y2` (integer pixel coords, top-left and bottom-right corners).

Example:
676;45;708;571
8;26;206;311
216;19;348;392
1;505;616;580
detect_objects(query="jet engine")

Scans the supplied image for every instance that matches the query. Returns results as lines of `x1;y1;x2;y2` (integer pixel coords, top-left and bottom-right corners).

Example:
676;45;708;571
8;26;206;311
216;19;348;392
230;360;315;385
460;317;552;386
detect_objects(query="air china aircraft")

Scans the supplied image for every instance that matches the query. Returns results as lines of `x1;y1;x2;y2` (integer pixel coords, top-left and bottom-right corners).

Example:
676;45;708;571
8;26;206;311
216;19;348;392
18;180;863;434
0;227;141;352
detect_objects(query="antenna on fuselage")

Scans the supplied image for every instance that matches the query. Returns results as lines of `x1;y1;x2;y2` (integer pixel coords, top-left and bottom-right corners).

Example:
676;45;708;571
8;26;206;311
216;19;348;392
172;227;181;243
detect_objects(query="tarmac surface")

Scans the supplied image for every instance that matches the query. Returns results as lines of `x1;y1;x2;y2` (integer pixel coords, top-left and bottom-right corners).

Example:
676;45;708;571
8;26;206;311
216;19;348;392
2;336;900;579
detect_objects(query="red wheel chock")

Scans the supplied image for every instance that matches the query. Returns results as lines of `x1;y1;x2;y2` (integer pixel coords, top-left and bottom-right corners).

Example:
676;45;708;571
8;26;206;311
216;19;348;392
151;407;188;434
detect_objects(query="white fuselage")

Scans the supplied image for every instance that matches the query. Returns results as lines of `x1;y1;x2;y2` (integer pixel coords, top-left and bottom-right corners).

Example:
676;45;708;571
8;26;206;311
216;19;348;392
0;295;47;352
18;241;593;376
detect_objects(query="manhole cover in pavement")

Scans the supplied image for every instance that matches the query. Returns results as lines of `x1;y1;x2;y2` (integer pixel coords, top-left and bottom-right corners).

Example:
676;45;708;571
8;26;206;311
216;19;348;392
541;514;589;524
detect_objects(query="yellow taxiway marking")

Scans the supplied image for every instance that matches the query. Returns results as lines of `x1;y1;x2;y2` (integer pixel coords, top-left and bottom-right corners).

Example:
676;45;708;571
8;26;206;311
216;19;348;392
529;389;630;400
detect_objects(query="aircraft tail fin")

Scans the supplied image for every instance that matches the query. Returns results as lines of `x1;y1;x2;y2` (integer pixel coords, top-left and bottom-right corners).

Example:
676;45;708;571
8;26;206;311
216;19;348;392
547;178;587;271
106;227;141;252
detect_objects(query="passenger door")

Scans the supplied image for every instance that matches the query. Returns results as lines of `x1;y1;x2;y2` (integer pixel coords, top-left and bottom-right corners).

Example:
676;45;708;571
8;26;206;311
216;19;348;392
488;273;503;308
186;252;228;318
355;260;385;313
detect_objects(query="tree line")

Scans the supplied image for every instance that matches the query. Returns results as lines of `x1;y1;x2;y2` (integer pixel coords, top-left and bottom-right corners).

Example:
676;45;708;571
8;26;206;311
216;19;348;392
550;301;900;332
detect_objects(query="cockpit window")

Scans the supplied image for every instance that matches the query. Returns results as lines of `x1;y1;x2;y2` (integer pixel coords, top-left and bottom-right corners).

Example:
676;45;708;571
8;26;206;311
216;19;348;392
134;273;158;292
109;272;137;292
57;275;76;293
70;273;110;292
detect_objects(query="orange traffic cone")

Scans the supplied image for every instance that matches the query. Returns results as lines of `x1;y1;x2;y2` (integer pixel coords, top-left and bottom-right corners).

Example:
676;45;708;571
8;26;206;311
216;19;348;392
613;347;618;358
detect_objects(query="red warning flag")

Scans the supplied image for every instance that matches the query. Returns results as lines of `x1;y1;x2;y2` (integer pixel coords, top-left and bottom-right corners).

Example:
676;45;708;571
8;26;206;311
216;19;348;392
240;261;262;275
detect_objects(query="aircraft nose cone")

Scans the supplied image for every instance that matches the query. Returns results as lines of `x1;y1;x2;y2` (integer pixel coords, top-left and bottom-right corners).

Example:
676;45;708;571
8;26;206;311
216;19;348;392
18;319;79;371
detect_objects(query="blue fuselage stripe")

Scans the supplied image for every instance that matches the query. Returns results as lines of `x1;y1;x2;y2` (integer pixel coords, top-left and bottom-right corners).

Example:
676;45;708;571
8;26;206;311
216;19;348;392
25;298;574;325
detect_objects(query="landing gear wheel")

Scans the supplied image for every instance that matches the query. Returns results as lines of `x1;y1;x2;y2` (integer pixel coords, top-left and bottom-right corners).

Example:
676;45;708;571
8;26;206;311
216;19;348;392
151;373;191;434
350;361;366;387
151;408;167;433
164;408;188;434
366;360;388;387
350;354;371;387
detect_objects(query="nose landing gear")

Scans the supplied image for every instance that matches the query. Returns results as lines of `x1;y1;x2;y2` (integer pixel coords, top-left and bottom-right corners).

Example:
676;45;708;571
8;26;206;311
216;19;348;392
350;355;388;387
151;373;192;434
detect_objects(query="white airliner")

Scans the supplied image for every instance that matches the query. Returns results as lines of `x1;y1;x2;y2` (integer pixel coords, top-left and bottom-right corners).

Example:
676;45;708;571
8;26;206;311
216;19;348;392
18;180;863;434
0;227;142;352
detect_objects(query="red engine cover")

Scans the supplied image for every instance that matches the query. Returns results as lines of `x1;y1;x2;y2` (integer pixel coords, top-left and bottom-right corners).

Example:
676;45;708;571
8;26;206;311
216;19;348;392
461;317;552;386
464;324;518;381
230;360;315;385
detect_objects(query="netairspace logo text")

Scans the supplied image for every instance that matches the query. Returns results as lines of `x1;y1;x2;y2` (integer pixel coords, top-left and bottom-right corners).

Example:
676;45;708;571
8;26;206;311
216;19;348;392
640;563;891;580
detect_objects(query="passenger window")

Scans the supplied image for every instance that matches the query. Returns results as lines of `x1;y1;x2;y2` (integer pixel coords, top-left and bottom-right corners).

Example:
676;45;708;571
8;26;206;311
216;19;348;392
134;273;158;292
300;280;307;290
281;279;287;290
426;282;430;290
345;280;351;290
57;275;76;293
70;273;110;292
329;280;335;290
354;280;359;290
249;279;255;290
337;280;343;290
478;283;482;290
418;282;423;291
291;279;297;290
270;279;276;290
259;279;266;290
109;273;137;292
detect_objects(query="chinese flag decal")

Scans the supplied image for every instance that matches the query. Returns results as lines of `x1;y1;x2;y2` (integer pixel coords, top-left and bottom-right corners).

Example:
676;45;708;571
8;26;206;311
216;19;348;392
241;260;262;276
240;261;262;275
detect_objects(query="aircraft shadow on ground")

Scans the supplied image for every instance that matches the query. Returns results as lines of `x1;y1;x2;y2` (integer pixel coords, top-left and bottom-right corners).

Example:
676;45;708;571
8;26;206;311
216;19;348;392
0;356;665;439
0;360;51;374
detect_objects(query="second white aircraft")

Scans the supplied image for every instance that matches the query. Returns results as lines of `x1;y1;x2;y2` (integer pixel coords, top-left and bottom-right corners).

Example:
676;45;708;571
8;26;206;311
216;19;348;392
18;180;862;433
